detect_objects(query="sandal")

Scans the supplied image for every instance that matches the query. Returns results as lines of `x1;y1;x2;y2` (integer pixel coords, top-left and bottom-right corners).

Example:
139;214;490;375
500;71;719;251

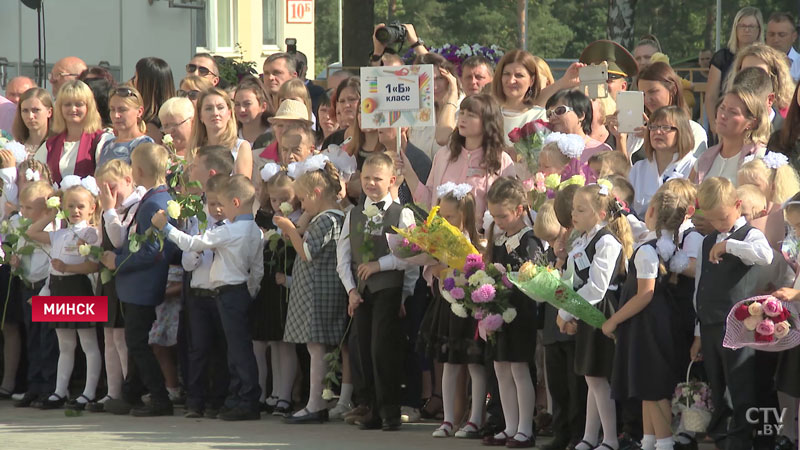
86;395;112;413
272;399;292;417
432;421;453;438
39;393;67;409
66;394;95;411
420;393;443;420
455;421;481;439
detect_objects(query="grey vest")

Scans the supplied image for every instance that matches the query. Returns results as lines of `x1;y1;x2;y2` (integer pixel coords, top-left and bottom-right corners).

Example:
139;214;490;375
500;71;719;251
349;201;405;294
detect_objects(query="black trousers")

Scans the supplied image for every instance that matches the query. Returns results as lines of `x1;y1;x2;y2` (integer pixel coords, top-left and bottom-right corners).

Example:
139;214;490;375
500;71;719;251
216;284;260;411
185;293;228;411
22;282;57;395
545;340;587;443
700;323;756;450
353;286;403;420
122;303;169;404
400;276;427;409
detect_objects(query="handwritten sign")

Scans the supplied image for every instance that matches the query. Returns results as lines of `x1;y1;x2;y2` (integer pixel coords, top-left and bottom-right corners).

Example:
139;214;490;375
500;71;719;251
360;64;435;128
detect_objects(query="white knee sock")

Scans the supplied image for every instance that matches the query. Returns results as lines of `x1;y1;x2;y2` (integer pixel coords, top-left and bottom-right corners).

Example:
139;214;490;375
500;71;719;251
1;324;21;392
253;340;268;403
278;342;297;403
295;342;325;415
655;437;674;450
103;328;123;399
578;377;601;450
510;362;535;439
641;435;656;450
442;363;460;424
588;377;618;449
112;328;127;378
467;364;487;426
77;328;101;402
338;383;353;406
53;329;78;399
267;341;281;401
494;361;519;438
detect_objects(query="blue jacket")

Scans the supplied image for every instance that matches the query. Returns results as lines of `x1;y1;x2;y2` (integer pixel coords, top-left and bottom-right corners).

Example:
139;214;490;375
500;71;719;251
114;185;178;306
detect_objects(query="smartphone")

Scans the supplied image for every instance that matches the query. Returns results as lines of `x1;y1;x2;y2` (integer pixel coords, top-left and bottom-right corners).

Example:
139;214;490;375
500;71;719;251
578;64;608;99
617;91;645;133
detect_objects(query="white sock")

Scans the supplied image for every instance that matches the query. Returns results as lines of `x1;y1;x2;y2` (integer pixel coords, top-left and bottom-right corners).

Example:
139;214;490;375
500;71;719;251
103;329;123;399
579;377;600;449
295;342;325;416
1;324;21;392
253;340;268;403
467;364;487;426
77;328;101;402
494;361;519;439
338;383;353;406
511;362;535;439
52;329;78;399
655;437;674;450
641;435;656;450
112;328;128;378
278;342;297;402
442;363;460;425
587;376;618;449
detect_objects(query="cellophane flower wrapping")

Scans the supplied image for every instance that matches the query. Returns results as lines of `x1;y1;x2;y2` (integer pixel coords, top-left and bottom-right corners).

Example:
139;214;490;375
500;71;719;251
723;295;800;352
385;233;439;266
508;261;607;329
508;120;551;176
392;206;479;271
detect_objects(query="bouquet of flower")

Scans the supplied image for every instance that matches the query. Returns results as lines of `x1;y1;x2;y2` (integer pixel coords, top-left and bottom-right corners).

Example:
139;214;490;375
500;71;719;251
527;172;563;212
508;261;607;329
672;361;713;433
439;254;516;341
723;295;800;351
392;205;479;271
403;44;504;73
508;119;551;175
386;232;439;266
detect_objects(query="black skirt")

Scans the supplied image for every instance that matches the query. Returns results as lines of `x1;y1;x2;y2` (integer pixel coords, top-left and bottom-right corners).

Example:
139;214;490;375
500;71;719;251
99;278;124;328
49;274;97;329
574;295;616;378
250;231;295;342
775;345;800;397
417;282;485;364
0;265;23;325
487;290;536;363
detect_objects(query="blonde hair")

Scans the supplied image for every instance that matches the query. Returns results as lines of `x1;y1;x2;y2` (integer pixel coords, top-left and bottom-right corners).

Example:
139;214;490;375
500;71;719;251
62;185;100;225
19;180;55;203
51;80;102;134
737;183;767;218
725;43;794;109
438;191;481;251
737;158;800;204
158;97;194;124
278;79;312;121
485;177;536;262
293;161;342;203
661;178;697;211
576;184;634;265
130;143;169;185
531;56;554;91
590;151;632;178
109;86;147;134
218;174;256;205
180;75;214;93
260;170;294;213
725;86;771;145
18;158;53;187
189;88;238;154
697;176;738;210
95;158;132;182
649;183;694;275
540;142;570;170
12;88;53;143
533;200;562;243
728;7;765;53
593;95;617;125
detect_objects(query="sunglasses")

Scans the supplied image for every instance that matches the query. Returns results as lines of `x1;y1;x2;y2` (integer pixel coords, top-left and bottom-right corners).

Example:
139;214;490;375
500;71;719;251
186;63;217;77
111;87;140;99
546;105;573;118
647;124;678;133
177;89;201;100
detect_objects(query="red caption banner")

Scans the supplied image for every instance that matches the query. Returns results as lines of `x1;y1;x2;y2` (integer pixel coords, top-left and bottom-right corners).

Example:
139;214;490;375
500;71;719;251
31;296;108;322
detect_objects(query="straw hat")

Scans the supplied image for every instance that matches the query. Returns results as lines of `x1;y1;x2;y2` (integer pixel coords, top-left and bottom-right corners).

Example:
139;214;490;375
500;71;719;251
269;99;312;124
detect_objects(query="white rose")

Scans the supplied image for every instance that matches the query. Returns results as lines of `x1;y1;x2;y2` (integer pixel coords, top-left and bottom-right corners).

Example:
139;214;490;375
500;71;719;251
161;134;173;145
279;201;294;216
264;229;278;241
78;243;92;257
166;200;181;219
46;196;60;209
450;303;468;318
321;388;335;401
363;204;380;218
502;307;517;323
129;239;141;253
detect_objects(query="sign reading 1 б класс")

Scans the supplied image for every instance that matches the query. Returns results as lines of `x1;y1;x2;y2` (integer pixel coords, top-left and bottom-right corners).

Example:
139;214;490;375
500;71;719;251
360;64;435;129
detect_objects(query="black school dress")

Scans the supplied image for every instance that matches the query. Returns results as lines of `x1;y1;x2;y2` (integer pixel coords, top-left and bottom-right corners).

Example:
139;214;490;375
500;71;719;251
611;241;678;401
417;278;485;364
251;211;296;342
573;228;621;378
665;227;701;377
99;216;126;329
488;227;543;363
49;225;98;329
776;272;800;397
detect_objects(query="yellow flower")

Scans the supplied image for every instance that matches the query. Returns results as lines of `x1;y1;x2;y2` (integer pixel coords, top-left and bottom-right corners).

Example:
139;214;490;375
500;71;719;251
558;175;585;190
78;244;92;257
166;200;181;219
322;388;335;401
597;178;613;191
544;174;561;190
46;196;60;209
279;201;294;216
518;261;538;282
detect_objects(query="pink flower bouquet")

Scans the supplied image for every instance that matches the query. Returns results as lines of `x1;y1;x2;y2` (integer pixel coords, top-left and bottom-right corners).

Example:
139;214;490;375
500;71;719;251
385;233;439;266
723;295;800;351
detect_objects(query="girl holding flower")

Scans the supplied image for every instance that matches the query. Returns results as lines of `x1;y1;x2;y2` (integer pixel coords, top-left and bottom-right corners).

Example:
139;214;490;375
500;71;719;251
481;177;544;448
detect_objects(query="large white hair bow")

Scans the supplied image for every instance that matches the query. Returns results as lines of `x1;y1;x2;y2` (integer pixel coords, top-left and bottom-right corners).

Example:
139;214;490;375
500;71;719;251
60;175;100;196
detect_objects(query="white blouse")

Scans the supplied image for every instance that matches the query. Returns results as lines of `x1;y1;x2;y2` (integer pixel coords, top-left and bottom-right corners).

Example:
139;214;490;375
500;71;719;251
629;151;696;216
48;220;100;276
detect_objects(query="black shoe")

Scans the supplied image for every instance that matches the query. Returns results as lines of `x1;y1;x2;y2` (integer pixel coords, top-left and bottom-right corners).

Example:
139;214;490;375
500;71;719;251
358;415;383;430
774;436;795;450
104;398;140;415
381;417;401;431
66;394;95;411
220;407;260;421
205;408;219;419
39;393;67;409
86;396;113;413
0;388;13;399
673;433;698;450
131;401;173;417
14;392;38;408
263;396;278;413
618;433;641;450
184;408;203;418
272;399;292;417
543;437;572;450
284;408;327;424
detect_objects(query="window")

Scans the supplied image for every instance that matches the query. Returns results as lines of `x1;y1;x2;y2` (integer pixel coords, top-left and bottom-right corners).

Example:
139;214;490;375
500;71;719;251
263;0;277;46
195;0;236;53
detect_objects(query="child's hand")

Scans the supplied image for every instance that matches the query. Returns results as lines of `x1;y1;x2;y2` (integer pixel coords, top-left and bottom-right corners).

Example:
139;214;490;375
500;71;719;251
0;150;16;169
601;319;617;339
357;261;380;280
100;251;117;270
398;302;406;318
563;320;578;335
692;215;714;235
773;287;800;302
347;289;363;316
708;241;727;264
690;336;702;361
151;210;168;230
99;182;115;211
9;255;19;268
273;215;296;233
275;273;287;286
51;259;67;272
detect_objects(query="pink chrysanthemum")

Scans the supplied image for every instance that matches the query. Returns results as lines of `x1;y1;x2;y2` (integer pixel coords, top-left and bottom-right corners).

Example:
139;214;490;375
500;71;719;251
471;284;496;303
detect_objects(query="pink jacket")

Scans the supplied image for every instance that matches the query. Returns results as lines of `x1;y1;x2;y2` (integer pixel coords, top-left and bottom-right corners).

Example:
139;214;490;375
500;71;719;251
692;142;765;183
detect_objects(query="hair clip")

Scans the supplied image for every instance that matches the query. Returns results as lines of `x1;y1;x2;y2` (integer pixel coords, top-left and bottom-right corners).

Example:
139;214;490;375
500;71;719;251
762;151;789;170
597;185;609;196
25;168;40;182
437;182;472;201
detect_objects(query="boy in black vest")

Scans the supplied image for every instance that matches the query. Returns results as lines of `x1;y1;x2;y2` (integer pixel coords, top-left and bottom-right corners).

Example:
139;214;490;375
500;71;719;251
336;152;415;431
692;177;773;450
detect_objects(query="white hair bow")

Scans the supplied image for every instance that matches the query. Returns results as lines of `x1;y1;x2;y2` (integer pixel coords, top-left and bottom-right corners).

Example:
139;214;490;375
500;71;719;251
762;151;789;170
293;154;330;178
60;175;100;196
25;168;40;182
260;162;283;183
436;182;472;201
1;140;27;164
321;144;357;181
544;132;585;159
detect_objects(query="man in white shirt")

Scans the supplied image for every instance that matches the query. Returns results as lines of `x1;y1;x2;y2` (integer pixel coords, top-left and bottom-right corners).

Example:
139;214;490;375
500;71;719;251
766;13;800;81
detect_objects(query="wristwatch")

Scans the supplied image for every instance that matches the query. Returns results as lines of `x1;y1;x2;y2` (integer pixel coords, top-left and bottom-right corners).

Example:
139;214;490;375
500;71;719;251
410;39;425;49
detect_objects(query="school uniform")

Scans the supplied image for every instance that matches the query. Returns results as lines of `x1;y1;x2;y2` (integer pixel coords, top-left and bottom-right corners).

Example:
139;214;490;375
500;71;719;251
776;269;800;397
48;221;100;328
693;216;773;450
667;223;704;376
180;219;230;413
336;194;415;422
560;224;622;378
114;185;178;409
163;213;265;413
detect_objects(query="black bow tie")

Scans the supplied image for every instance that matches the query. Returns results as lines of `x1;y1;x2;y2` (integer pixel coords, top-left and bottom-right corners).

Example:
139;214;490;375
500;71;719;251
215;220;225;227
372;201;385;210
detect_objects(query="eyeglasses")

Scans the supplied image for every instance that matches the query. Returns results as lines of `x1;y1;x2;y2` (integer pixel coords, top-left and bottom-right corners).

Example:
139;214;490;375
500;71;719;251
546;105;573;118
647;124;678;133
737;24;759;30
186;63;217;77
160;117;191;133
111;87;140;99
177;89;201;101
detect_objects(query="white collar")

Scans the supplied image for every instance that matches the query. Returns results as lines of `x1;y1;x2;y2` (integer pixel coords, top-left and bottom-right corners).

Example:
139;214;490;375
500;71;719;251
770;107;776;123
581;223;605;243
731;215;747;233
70;220;89;230
679;219;694;235
121;186;147;210
365;193;394;210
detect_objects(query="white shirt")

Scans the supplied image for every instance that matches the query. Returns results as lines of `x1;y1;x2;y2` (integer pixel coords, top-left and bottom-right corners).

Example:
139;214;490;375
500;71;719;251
559;223;623;321
501;106;547;146
627;120;708;159
336;193;416;295
181;219;228;290
48;221;100;276
703;146;767;185
0;167;17;221
10;214;56;283
626;214;650;246
633;244;659;280
102;186;146;249
165;215;264;297
629;152;697;216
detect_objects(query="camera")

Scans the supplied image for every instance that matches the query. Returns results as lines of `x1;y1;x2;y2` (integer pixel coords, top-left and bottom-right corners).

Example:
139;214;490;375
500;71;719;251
375;22;407;45
285;38;297;54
